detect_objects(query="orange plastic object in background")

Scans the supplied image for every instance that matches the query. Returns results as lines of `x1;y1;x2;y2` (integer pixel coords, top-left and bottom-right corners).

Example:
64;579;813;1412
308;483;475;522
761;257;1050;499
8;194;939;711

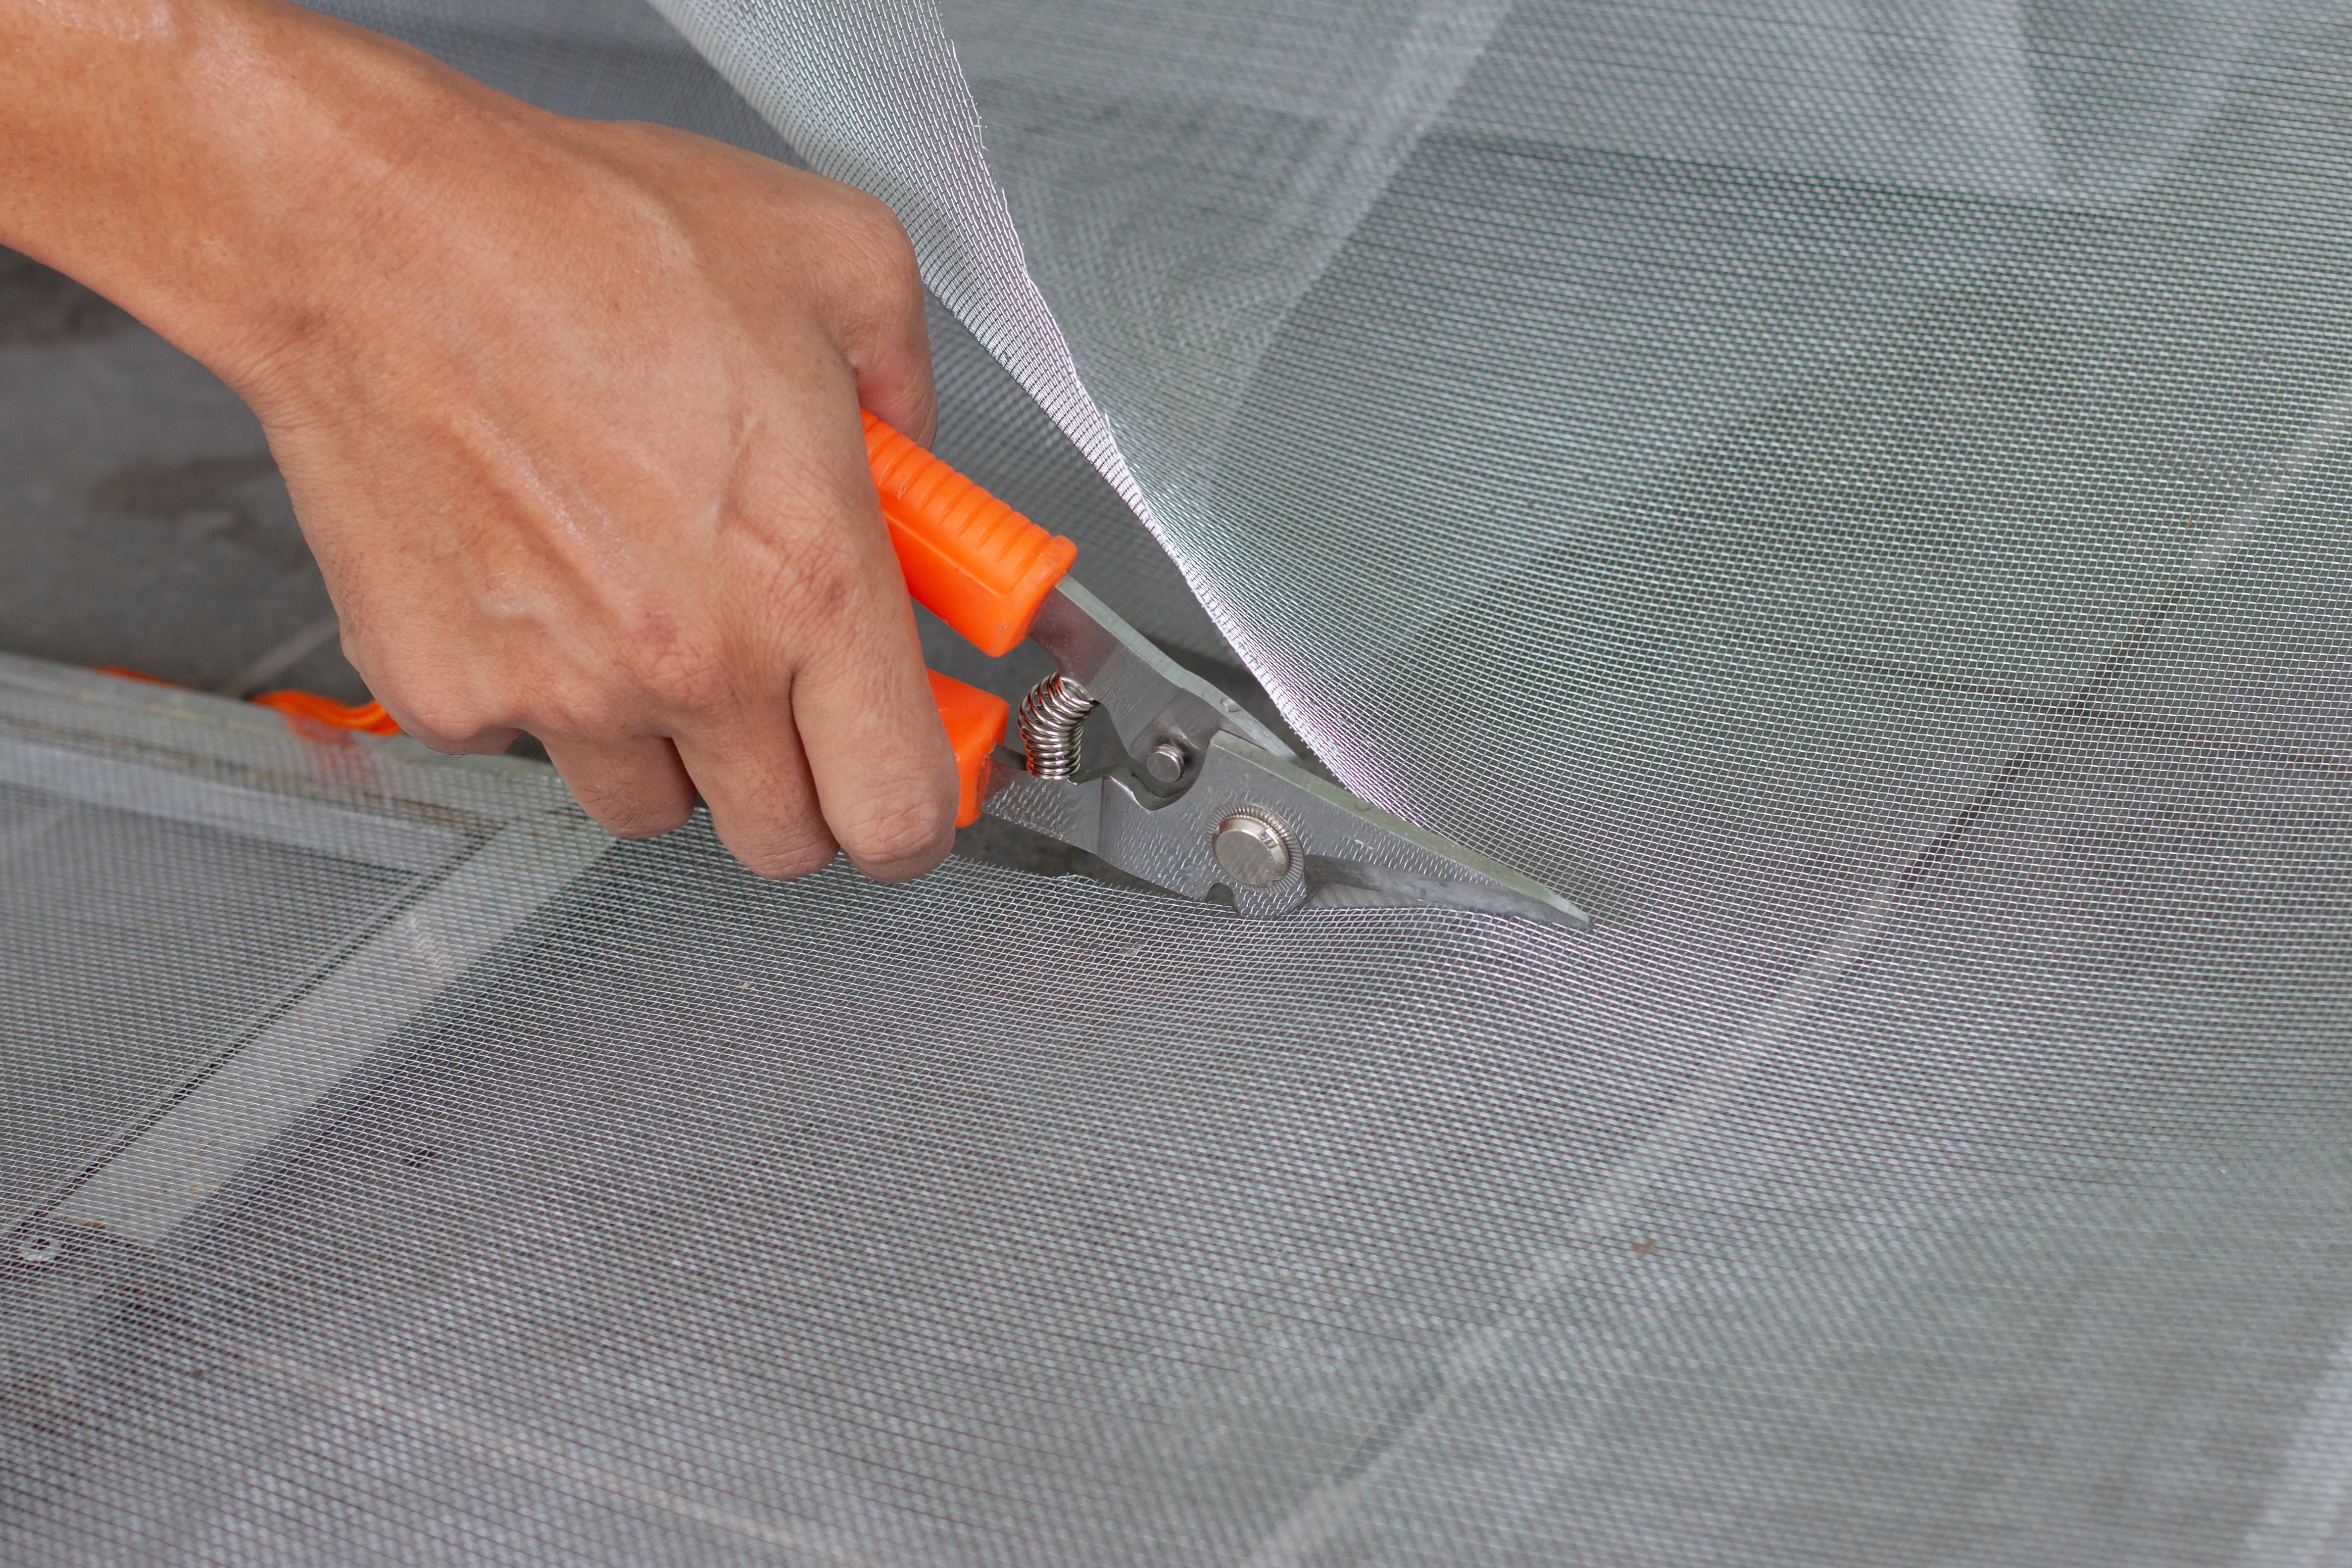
927;669;1010;827
864;410;1077;658
249;689;402;735
90;665;178;687
91;664;401;739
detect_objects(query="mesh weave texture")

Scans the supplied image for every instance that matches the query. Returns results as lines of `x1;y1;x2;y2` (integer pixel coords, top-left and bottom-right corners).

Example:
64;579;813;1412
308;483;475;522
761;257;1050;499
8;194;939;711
8;1;2352;1563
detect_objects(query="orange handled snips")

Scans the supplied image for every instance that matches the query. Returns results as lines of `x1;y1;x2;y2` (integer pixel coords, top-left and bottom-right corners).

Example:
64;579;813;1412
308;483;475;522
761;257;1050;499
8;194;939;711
861;410;1076;827
864;415;1588;926
862;411;1077;660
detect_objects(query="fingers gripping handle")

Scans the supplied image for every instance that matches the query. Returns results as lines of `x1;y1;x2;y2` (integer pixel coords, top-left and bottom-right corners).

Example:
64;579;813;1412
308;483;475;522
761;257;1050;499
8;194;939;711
927;671;1009;828
865;411;1069;829
863;411;1077;657
221;421;1040;837
249;668;1004;830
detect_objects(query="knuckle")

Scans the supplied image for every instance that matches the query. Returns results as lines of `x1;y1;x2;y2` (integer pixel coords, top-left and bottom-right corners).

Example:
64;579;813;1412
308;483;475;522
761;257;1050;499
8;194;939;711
839;191;918;272
707;778;840;882
517;677;626;742
627;633;731;715
837;788;956;876
735;833;839;882
575;788;693;842
531;680;621;739
611;810;694;841
820;192;924;317
766;540;860;634
386;687;488;746
546;742;696;841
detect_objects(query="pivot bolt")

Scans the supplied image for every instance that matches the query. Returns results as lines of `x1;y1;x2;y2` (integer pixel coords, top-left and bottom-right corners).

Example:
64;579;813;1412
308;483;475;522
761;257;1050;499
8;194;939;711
1214;813;1292;887
1142;742;1189;787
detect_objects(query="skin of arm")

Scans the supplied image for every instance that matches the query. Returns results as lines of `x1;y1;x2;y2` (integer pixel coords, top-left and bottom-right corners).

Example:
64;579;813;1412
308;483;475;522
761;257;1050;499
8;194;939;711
0;0;960;882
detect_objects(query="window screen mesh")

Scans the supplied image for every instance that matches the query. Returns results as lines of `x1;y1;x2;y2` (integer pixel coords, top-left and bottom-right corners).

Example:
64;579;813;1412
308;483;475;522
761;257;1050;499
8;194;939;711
8;2;2352;1563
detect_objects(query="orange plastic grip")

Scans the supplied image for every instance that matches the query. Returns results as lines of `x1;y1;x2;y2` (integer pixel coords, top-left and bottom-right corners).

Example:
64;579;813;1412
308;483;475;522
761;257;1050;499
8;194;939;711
927;669;1009;827
864;410;1077;658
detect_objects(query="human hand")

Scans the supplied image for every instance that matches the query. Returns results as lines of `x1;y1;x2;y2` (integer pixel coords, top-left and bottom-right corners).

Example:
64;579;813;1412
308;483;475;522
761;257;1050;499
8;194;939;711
3;0;957;882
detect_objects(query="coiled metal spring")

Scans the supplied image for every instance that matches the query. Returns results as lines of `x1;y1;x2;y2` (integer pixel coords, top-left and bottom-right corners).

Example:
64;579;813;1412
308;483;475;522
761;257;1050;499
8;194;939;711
1018;674;1097;779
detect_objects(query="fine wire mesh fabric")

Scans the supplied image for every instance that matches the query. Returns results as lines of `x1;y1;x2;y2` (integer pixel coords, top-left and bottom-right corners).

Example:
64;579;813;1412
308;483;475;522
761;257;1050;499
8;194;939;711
8;2;2352;1565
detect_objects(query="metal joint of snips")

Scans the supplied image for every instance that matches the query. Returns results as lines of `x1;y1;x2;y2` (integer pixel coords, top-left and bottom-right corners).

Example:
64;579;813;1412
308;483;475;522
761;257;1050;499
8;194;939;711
865;411;1588;930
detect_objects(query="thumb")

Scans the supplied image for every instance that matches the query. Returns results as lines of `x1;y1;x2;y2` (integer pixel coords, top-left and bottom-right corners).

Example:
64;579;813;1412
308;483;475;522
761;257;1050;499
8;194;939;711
819;194;936;447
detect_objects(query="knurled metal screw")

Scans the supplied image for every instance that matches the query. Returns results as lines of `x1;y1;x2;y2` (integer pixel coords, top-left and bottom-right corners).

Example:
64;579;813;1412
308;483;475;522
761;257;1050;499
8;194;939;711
1142;742;1189;787
16;1236;61;1267
1214;812;1292;887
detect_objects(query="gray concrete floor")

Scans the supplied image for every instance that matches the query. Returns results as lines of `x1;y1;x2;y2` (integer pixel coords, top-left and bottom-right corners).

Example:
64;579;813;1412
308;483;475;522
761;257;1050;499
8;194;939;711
0;245;1310;888
0;247;366;704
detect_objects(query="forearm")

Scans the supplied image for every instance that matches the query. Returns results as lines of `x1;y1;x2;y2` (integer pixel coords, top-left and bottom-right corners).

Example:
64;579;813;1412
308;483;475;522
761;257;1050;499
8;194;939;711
0;0;490;391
